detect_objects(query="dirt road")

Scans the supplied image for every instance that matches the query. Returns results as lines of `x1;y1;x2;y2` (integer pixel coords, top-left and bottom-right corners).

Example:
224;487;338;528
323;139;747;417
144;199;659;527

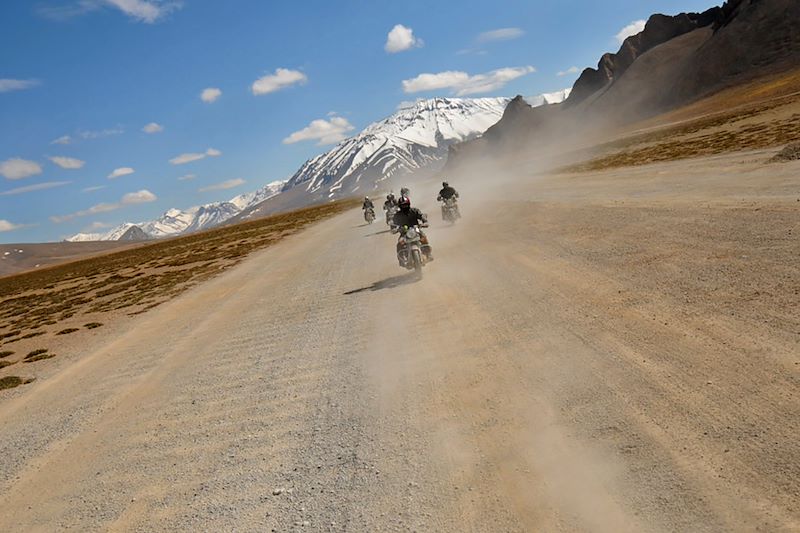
0;151;797;532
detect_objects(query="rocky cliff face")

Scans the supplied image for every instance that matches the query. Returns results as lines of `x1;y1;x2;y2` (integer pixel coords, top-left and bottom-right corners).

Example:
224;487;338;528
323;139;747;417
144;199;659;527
568;0;795;108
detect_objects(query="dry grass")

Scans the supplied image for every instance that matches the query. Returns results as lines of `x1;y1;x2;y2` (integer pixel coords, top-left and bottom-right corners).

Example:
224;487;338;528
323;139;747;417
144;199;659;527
566;72;800;172
0;376;23;390
23;349;55;363
0;200;357;362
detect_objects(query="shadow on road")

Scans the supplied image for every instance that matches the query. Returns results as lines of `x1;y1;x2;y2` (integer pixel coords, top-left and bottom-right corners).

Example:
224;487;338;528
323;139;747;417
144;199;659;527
365;229;392;236
344;272;419;294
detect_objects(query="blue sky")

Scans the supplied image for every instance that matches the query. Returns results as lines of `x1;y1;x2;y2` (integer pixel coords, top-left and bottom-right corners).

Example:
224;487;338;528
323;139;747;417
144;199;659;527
1;0;715;243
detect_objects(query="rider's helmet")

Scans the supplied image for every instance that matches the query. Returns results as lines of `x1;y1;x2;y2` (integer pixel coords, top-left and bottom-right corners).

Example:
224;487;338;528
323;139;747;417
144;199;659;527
400;187;410;196
442;181;449;188
364;196;369;201
386;193;394;201
398;196;411;211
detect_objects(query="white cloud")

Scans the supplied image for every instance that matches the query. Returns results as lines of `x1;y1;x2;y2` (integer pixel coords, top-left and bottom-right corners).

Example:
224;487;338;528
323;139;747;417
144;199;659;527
170;153;205;165
251;68;307;95
402;66;536;96
0;181;71;196
0;158;43;180
83;185;106;192
142;122;163;133
199;178;245;192
477;28;524;43
86;221;114;230
402;71;471;93
121;189;157;204
0;79;40;93
169;148;222;165
50;127;123;146
38;0;180;23
102;0;180;23
48;156;85;169
385;24;423;53
0;220;24;232
282;116;355;146
79;127;124;139
616;20;646;44
201;87;221;103
108;167;135;179
557;66;580;77
51;189;157;223
177;173;196;181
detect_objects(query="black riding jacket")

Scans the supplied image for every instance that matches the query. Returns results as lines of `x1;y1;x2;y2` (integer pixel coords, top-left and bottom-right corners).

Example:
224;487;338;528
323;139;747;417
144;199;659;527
363;199;374;209
438;186;458;200
393;207;427;228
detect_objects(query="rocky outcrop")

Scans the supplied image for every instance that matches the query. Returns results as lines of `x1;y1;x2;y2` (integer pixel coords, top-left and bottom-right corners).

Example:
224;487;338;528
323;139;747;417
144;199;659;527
568;10;720;105
117;225;150;241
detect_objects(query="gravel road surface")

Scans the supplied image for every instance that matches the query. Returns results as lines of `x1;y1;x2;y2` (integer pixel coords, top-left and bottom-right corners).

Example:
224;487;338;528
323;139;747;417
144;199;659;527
0;152;797;532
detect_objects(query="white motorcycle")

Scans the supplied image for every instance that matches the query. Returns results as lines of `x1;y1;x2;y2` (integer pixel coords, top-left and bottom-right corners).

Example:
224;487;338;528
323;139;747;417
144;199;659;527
364;207;376;224
440;196;460;223
394;224;430;277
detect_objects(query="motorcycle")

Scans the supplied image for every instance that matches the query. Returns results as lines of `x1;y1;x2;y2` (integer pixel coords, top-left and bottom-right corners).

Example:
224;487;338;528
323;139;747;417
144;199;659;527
440;197;460;223
385;204;399;229
364;207;376;224
394;224;430;277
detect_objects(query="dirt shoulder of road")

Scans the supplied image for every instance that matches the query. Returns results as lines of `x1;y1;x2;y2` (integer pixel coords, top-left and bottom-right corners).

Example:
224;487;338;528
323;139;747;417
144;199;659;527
0;199;357;395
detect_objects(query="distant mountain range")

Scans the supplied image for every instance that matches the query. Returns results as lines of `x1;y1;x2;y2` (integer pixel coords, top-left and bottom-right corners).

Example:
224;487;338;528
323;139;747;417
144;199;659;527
67;181;285;242
67;91;571;242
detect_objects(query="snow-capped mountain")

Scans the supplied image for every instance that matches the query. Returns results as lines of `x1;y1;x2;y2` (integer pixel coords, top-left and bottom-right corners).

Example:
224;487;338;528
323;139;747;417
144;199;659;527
67;180;285;242
524;88;572;107
68;93;567;242
282;97;511;200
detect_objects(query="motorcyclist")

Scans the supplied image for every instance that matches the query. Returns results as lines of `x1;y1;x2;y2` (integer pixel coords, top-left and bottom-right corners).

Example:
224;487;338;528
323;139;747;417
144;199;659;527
437;181;460;220
383;193;398;225
437;181;458;201
362;196;374;211
392;196;433;264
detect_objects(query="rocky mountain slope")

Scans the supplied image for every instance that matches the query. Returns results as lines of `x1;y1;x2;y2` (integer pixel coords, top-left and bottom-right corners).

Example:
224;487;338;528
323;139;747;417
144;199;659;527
287;97;509;196
232;93;567;222
447;0;800;164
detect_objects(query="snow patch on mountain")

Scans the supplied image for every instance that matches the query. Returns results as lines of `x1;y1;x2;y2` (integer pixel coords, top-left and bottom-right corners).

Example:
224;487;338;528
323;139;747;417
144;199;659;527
67;180;286;242
524;88;572;107
283;97;511;200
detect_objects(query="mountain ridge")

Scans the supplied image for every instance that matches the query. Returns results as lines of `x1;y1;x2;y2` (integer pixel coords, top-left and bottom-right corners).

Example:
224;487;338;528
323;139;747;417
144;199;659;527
67;92;572;242
67;180;285;242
